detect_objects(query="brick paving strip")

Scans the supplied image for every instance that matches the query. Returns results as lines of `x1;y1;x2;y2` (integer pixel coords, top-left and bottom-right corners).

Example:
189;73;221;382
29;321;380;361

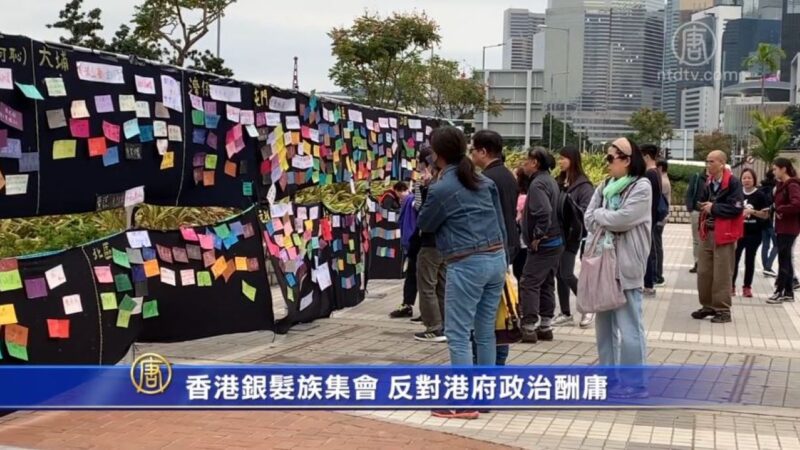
0;410;516;450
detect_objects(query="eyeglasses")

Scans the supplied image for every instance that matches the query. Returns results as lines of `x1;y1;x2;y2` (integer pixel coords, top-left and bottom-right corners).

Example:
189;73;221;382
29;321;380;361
606;154;623;164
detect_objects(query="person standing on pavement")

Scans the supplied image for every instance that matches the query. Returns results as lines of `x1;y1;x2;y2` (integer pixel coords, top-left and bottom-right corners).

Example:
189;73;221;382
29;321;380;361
655;160;671;285
692;150;744;324
584;137;651;399
520;147;564;343
390;179;420;319
732;169;769;298
553;146;595;329
641;144;664;297
768;158;800;304
469;130;517;366
685;170;708;274
513;168;531;280
760;170;779;278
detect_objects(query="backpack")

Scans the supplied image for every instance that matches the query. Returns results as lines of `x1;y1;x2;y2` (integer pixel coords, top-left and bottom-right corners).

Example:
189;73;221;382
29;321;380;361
656;193;669;222
556;189;585;250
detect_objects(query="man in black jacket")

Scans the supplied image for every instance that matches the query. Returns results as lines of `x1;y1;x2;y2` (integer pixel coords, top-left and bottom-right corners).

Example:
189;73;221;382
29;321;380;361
641;144;663;297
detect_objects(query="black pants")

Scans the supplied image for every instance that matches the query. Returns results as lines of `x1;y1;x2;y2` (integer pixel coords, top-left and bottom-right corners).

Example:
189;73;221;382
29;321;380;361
733;233;761;288
520;245;564;326
402;246;419;306
644;229;658;288
654;223;665;280
556;250;578;317
776;234;798;295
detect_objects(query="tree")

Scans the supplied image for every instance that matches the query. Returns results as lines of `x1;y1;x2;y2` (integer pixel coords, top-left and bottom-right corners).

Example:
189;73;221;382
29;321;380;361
106;24;164;61
187;50;234;78
628;108;673;145
694;131;733;162
47;0;106;49
750;111;792;166
533;114;591;151
784;105;800;148
423;57;503;119
742;43;786;107
328;11;441;110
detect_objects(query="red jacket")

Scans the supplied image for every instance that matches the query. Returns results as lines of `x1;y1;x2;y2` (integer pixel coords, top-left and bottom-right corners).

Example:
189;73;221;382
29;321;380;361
699;168;744;245
774;178;800;236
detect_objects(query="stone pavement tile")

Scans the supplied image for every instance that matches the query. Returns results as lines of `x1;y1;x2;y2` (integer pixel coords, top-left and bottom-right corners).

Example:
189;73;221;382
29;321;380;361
0;411;516;450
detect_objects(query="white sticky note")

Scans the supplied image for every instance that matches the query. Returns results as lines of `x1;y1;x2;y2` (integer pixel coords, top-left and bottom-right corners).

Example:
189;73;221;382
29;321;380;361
160;74;183;112
135;75;156;94
160;267;176;286
210;84;242;103
126;230;152;249
124;186;145;207
0;68;12;90
45;264;67;290
63;294;83;315
180;269;196;286
300;292;313;311
4;174;28;195
44;77;67;97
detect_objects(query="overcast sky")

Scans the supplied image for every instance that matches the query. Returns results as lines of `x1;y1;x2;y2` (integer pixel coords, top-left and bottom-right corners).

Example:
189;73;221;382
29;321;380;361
0;0;548;92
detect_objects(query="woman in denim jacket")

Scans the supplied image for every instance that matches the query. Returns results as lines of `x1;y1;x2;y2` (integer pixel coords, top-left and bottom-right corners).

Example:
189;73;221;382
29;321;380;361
418;127;507;378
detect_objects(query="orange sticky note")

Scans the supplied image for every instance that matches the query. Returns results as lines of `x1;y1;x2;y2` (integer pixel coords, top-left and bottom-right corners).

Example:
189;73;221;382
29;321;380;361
5;323;28;345
88;137;108;157
235;257;248;271
47;319;70;339
211;256;227;279
222;259;236;282
160;151;174;170
291;132;300;145
203;170;215;186
0;304;18;325
143;259;160;278
224;161;237;177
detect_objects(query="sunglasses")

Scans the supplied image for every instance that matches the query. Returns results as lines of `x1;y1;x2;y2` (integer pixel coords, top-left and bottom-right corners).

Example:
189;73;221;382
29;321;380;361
605;154;626;164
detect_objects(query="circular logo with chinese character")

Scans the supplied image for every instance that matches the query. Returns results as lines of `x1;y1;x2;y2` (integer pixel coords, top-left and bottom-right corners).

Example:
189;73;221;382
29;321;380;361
672;20;716;67
131;353;172;395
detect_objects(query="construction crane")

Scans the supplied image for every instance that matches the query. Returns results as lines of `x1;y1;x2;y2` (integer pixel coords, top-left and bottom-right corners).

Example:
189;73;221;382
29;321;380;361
292;56;299;90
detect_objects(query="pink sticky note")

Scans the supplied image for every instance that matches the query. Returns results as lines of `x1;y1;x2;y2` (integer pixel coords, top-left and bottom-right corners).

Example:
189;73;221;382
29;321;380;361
102;121;121;143
94;266;114;284
272;219;284;232
0;129;7;149
70;118;90;138
180;227;199;242
0;102;23;130
199;234;214;250
94;95;114;113
266;237;280;257
204;101;217;114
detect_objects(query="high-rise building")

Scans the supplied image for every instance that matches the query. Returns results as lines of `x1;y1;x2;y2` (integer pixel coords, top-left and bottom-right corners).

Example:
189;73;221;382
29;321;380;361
681;86;717;130
722;17;782;87
544;0;664;143
743;0;784;18
502;8;545;70
781;0;800;81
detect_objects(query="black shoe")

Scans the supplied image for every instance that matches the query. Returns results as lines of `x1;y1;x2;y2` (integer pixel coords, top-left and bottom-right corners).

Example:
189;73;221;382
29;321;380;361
710;312;732;324
794;280;800;291
410;316;422;322
691;308;716;319
655;277;666;287
389;304;413;318
782;293;796;302
768;290;783;302
689;264;697;274
521;328;538;343
414;330;447;343
535;327;554;341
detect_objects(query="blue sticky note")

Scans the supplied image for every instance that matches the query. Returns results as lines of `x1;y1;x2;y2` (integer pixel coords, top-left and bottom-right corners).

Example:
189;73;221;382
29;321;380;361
18;152;39;172
141;247;157;261
229;221;244;237
131;265;147;283
15;82;44;100
311;237;319;250
286;273;296;287
205;114;220;129
287;172;295;185
0;138;21;159
102;146;120;167
192;128;207;144
265;221;274;235
213;235;223;250
139;125;154;142
347;121;354;130
123;119;140;139
222;234;238;249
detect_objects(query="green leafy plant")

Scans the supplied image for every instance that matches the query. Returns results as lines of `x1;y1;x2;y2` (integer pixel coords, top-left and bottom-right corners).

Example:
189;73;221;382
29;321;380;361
750;111;793;166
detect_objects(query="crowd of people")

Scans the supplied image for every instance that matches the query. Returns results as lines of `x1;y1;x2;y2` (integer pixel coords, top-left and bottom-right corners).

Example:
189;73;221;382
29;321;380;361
384;126;800;419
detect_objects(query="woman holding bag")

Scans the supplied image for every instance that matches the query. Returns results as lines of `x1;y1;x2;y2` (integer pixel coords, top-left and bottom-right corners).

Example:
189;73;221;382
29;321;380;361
583;137;652;399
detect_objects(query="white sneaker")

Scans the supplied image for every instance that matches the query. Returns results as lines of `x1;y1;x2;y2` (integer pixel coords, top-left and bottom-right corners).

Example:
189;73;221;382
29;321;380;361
551;314;574;327
579;313;595;328
763;269;778;278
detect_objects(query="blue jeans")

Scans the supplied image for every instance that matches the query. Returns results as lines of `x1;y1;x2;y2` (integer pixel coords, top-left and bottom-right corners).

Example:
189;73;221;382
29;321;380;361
444;250;506;366
595;288;647;388
762;226;778;271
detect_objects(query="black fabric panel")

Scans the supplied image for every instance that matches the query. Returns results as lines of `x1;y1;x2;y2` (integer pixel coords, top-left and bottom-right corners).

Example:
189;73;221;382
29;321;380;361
329;211;368;309
367;198;404;280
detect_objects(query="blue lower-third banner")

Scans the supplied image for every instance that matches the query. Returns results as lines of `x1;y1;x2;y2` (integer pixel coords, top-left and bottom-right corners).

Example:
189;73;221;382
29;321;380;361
0;354;748;409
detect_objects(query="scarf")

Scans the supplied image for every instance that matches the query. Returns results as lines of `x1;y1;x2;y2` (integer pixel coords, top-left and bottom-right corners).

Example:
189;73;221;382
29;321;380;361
602;175;635;211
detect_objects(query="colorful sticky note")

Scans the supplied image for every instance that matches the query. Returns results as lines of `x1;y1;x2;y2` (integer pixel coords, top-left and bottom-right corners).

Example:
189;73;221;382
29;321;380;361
143;259;160;278
102;146;120;166
114;274;133;292
88;137;107;157
0;304;18;325
62;294;83;315
94;266;114;284
112;248;130;268
0;270;23;292
192;109;205;126
15;82;44;100
100;292;118;310
123;119;140;139
44;78;67;97
46;109;67;129
116;310;131;328
235;257;248;271
224;161;237;177
47;319;70;339
242;181;253;196
71;100;90;118
5;323;28;346
53;139;77;160
119;294;137;312
197;271;212;287
45;264;67;290
180;227;199;242
103;121;121;142
143;300;159;319
94;94;114;113
160;151;174;170
213;224;231;239
6;343;28;361
242;280;256;301
24;278;47;299
211;257;227;279
205;154;218;169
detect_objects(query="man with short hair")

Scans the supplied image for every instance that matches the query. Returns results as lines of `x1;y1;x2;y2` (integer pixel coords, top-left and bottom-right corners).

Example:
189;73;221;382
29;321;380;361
685;170;708;273
692;150;744;324
641;145;663;296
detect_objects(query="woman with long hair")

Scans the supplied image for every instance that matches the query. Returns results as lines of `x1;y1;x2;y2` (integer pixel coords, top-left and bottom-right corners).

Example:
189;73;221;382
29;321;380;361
417;126;507;419
584;137;651;398
732;169;769;298
513;167;531;280
769;158;800;304
553;146;595;328
760;170;778;277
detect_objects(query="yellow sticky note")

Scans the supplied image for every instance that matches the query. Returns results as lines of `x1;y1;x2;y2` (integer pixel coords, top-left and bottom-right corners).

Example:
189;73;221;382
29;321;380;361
302;141;311;155
304;220;313;231
0;304;18;325
235;257;248;271
338;259;345;271
333;151;340;164
53;140;77;159
291;132;300;146
161;151;174;170
284;235;294;249
313;145;320;157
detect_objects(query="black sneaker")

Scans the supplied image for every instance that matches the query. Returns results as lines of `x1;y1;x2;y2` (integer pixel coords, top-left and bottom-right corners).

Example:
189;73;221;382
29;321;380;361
689;264;697;273
655;277;666;287
782;293;796;302
794;279;800;291
768;290;784;303
389;304;413;318
410;316;422;323
414;330;447;343
535;327;554;341
521;327;538;343
691;308;716;319
710;312;732;324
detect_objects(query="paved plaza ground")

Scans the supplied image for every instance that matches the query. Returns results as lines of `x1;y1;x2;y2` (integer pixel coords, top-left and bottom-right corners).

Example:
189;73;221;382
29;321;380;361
1;224;800;449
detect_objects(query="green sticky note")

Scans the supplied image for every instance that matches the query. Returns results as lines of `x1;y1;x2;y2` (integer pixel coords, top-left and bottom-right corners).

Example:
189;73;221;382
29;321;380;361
114;274;133;292
205;154;218;169
242;181;253;196
100;292;118;311
0;270;23;292
119;294;136;312
356;263;365;275
287;288;294;302
292;234;302;248
16;82;44;100
197;271;212;287
192;110;205;126
143;300;159;319
242;281;256;302
112;248;130;268
349;240;355;252
6;343;28;361
116;310;131;328
53;139;77;160
213;224;231;239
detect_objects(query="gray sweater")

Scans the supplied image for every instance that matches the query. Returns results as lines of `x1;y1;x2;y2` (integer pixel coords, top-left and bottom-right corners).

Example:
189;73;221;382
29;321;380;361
584;177;653;291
